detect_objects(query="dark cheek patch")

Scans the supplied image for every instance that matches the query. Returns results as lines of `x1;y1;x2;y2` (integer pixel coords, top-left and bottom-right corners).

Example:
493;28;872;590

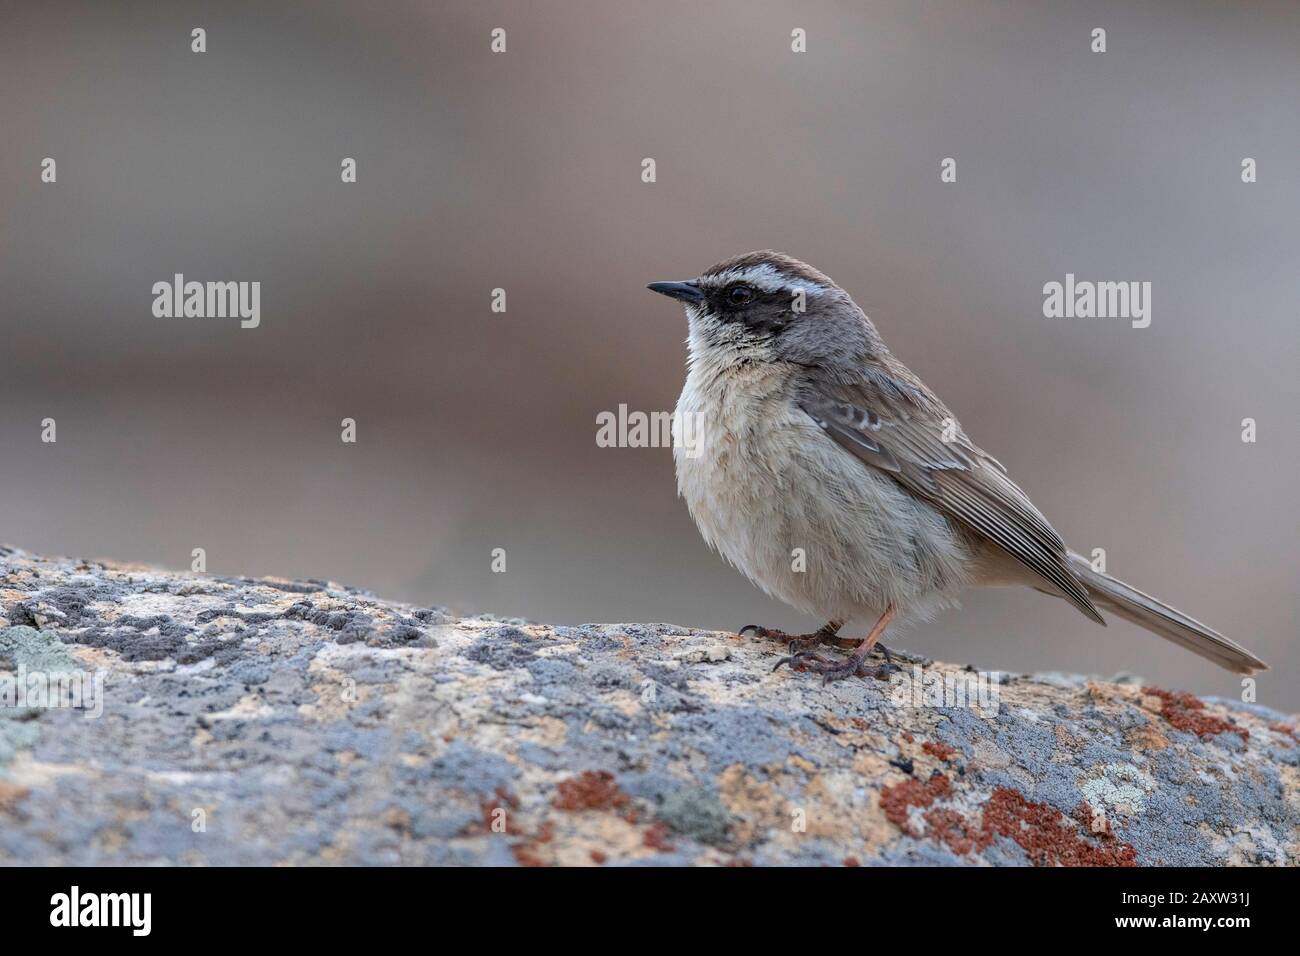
749;294;795;334
710;290;793;334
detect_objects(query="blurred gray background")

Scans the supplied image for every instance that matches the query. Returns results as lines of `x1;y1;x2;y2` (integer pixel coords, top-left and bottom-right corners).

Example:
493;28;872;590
2;1;1296;706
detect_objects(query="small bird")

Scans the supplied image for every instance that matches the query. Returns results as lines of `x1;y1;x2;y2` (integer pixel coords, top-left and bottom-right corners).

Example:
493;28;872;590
648;251;1267;682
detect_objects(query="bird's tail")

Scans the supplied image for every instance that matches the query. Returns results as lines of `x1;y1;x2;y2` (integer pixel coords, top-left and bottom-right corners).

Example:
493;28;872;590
1066;552;1267;675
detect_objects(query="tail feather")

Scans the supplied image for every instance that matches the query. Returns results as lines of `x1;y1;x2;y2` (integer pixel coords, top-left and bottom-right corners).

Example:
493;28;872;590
1066;552;1267;675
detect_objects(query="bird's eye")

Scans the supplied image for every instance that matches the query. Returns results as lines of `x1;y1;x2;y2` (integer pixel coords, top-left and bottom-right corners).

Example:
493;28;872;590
726;284;754;306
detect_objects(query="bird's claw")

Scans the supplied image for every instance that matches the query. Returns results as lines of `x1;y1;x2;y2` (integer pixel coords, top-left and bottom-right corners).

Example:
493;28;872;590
741;624;838;651
817;656;869;684
773;652;899;684
739;624;806;647
772;649;829;673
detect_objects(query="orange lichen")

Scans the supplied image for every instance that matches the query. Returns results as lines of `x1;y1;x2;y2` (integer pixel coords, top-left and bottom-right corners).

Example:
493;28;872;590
922;741;958;762
1074;802;1121;841
642;822;676;852
1146;688;1248;742
979;787;1136;867
512;844;546;867
879;772;952;834
881;774;1137;866
507;818;554;866
553;770;632;813
923;808;980;856
1269;723;1299;743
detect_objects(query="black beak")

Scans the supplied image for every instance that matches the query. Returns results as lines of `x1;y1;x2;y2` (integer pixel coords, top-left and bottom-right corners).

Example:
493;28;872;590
647;280;704;305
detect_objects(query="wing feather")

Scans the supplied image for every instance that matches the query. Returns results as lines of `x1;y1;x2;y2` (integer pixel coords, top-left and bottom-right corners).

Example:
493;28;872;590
799;371;1103;624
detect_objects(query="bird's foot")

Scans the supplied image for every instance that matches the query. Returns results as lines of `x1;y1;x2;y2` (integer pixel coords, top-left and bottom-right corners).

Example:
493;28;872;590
738;623;788;642
816;653;897;684
771;648;833;673
771;606;899;685
874;643;900;670
739;623;843;655
774;642;900;683
871;642;927;665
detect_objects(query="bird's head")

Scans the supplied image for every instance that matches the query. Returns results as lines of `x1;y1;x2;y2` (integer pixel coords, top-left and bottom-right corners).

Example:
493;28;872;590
647;251;884;372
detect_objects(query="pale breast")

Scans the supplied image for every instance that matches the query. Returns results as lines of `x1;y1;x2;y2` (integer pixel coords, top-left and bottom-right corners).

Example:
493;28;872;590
673;365;974;624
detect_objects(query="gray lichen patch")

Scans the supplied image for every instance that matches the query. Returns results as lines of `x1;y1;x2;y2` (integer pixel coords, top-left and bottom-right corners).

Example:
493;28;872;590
0;546;1295;866
1;626;81;673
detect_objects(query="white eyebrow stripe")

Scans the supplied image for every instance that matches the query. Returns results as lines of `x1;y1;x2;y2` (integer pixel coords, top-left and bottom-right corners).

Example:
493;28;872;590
703;263;832;296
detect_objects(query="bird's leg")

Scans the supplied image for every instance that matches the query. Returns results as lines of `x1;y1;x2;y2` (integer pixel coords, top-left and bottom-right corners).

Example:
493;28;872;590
782;607;897;684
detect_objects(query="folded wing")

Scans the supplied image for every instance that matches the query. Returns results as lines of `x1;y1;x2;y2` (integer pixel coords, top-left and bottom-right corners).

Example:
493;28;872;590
798;365;1104;624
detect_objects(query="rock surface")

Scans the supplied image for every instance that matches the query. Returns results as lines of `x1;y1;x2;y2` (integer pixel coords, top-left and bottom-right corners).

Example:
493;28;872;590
0;546;1295;866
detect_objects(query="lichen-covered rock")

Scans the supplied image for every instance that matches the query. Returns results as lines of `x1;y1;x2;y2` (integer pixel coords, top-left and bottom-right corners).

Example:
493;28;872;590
0;546;1295;865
